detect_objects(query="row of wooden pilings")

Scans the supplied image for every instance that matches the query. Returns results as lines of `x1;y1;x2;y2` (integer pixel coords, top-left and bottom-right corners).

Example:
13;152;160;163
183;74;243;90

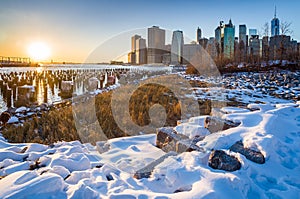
0;68;129;110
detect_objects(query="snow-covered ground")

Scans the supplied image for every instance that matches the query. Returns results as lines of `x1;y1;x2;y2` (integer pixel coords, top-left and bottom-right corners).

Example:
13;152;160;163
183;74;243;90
1;70;300;198
0;101;299;198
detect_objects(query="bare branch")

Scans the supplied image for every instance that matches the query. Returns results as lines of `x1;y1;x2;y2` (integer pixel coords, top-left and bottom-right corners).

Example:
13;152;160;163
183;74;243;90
280;21;293;35
263;22;269;37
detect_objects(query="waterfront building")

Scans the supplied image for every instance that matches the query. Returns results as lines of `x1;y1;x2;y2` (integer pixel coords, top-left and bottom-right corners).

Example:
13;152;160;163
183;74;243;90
239;24;247;59
182;43;201;64
271;6;280;36
207;37;217;58
128;52;136;64
136;38;147;65
249;35;260;57
262;36;269;61
214;21;224;55
131;35;141;52
147;26;166;64
269;35;291;60
197;27;202;44
249;29;257;37
223;19;235;59
171;30;184;65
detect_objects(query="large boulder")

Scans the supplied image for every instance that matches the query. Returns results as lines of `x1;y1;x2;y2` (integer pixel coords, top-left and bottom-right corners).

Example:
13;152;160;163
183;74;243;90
204;116;240;133
208;150;241;171
230;141;265;164
156;127;205;153
0;112;11;125
133;151;177;179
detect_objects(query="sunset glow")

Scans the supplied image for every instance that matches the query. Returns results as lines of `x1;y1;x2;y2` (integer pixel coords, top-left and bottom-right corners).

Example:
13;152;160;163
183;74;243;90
27;42;51;61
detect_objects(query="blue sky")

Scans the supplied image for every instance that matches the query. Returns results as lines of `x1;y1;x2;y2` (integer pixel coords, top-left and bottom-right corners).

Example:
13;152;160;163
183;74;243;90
0;0;299;62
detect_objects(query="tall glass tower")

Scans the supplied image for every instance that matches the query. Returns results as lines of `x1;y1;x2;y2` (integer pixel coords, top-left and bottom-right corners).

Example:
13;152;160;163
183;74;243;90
197;27;202;44
171;30;184;65
223;19;235;59
271;6;280;36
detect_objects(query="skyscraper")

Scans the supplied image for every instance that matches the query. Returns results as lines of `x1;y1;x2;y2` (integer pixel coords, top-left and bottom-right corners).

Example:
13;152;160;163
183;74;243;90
249;29;258;37
171;30;184;65
215;21;224;56
131;35;141;52
136;38;147;65
271;6;280;36
197;27;202;44
147;26;165;64
239;24;247;59
249;35;260;57
223;19;235;59
207;37;217;58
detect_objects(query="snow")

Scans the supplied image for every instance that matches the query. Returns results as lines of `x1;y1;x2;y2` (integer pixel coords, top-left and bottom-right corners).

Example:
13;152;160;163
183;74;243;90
7;116;19;124
0;72;300;197
15;106;27;113
174;123;210;139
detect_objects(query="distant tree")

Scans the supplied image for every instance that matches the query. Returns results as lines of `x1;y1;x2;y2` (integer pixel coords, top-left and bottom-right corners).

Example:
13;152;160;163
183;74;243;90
280;21;293;35
262;22;269;37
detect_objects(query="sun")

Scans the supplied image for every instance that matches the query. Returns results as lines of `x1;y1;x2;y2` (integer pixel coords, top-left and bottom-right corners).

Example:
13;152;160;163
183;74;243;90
27;42;51;61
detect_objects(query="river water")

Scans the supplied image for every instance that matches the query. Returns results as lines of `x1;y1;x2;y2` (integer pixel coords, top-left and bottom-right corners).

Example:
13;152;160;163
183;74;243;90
0;64;171;113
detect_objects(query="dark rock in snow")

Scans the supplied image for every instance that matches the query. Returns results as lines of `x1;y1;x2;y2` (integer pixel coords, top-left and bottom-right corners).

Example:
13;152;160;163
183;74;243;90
230;141;265;164
204;116;240;133
156;127;205;153
133;151;177;179
208;150;241;171
0;112;11;125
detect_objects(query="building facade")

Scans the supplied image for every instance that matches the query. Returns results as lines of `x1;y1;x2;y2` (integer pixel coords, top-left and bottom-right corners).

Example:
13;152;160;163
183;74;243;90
136;38;147;65
131;35;141;52
249;35;260;57
239;24;247;60
171;30;184;65
182;43;201;65
207;37;217;58
269;35;291;60
262;36;269;61
147;26;166;64
249;29;257;37
271;7;280;36
197;27;202;44
223;19;235;59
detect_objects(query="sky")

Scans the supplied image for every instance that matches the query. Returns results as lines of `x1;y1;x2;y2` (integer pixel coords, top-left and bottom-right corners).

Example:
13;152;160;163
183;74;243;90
0;0;299;63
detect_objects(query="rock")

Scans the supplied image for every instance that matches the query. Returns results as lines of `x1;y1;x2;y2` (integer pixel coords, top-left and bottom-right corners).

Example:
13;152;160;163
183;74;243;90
96;141;110;153
208;150;241;171
156;127;204;153
230;141;265;164
40;103;48;111
133;151;177;179
204;116;240;133
0;112;11;125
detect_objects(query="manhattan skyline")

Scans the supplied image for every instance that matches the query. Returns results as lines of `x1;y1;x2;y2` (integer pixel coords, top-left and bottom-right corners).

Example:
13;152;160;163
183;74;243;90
0;0;299;63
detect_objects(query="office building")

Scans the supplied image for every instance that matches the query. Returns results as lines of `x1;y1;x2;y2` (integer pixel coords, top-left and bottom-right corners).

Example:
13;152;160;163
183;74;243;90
182;43;201;65
223;19;235;58
197;27;202;44
171;30;184;65
249;35;260;57
131;35;141;52
239;24;247;59
262;36;269;61
269;35;291;60
271;6;280;36
136;38;147;65
147;26;166;64
249;29;257;37
207;37;217;58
